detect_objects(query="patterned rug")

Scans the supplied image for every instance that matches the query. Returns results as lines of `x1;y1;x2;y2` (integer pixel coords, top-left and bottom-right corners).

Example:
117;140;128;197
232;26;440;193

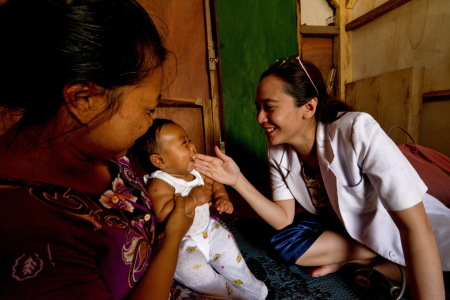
226;218;411;300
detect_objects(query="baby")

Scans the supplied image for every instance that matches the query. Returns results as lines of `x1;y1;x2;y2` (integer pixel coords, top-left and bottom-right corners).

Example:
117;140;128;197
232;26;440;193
128;118;267;299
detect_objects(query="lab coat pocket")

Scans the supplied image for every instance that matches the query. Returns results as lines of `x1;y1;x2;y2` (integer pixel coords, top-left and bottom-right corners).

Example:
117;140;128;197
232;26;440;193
342;177;377;213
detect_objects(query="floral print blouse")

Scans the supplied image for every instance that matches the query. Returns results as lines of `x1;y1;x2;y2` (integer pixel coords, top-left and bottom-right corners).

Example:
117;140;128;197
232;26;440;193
0;157;156;299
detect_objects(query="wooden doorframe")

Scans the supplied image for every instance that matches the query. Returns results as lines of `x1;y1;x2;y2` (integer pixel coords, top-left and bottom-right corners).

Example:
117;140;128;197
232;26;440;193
205;0;224;152
139;0;223;156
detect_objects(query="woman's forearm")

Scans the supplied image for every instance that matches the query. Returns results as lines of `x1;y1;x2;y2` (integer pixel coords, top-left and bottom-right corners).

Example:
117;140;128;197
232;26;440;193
401;225;444;299
194;149;295;229
129;195;192;300
232;172;295;230
128;233;181;300
390;203;445;299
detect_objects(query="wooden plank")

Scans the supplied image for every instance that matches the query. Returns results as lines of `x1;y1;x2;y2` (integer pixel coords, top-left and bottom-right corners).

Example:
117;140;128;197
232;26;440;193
420;101;450;157
155;0;210;99
345;67;423;144
330;0;340;8
200;98;214;155
297;0;303;55
301;25;340;36
204;0;222;152
346;0;357;9
407;67;424;142
301;37;333;81
158;97;200;107
345;0;411;31
423;90;450;103
335;1;352;100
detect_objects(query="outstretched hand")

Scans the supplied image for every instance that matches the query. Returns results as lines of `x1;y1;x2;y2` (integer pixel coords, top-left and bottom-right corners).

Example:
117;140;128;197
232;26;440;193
194;146;241;187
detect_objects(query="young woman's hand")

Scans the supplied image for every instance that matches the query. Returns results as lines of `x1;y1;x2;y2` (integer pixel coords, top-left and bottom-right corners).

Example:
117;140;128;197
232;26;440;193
194;146;241;187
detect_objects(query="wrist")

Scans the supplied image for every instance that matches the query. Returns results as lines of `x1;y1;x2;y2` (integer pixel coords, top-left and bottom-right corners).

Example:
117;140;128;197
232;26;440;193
215;195;229;202
191;195;199;206
157;231;183;249
232;172;243;187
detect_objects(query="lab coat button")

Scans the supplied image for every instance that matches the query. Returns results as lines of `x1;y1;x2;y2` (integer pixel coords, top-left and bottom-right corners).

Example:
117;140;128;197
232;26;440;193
389;251;398;259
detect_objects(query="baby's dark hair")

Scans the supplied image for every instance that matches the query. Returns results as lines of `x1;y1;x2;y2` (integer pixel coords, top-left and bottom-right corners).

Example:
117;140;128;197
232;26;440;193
128;118;174;176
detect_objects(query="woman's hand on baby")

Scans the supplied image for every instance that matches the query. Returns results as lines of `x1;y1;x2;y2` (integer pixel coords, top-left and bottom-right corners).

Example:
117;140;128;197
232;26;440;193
194;146;241;186
215;198;234;214
164;193;194;239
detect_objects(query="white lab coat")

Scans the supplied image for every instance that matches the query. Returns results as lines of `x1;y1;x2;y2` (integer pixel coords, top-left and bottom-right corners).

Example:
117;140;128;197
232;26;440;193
268;112;450;270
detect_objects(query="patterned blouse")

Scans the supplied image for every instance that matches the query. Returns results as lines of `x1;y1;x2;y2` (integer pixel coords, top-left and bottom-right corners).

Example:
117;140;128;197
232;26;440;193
299;159;336;218
0;157;156;299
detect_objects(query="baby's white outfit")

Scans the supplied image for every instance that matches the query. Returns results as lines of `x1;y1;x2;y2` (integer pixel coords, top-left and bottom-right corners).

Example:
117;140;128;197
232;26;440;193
146;169;268;299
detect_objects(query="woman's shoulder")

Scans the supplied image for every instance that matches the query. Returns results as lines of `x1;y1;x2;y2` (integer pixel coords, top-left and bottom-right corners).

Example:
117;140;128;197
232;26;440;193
335;111;376;125
328;111;379;133
317;112;381;148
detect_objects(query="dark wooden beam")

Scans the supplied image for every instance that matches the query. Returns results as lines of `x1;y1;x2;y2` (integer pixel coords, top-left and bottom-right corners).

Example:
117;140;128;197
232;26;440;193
345;0;411;31
423;90;450;102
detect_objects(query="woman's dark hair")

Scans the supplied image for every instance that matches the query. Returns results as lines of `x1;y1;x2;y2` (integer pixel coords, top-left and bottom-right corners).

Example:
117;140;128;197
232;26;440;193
128;118;175;176
260;56;353;123
0;0;167;127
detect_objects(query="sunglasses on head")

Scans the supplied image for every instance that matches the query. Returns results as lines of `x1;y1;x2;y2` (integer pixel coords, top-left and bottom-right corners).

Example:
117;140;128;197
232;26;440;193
273;55;319;97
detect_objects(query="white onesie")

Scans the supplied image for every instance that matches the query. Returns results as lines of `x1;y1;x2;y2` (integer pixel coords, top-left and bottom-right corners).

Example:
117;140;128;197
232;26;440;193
148;169;210;235
144;169;268;300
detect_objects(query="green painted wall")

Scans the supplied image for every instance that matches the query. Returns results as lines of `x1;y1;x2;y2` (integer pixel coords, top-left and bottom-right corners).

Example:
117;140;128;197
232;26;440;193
216;0;298;190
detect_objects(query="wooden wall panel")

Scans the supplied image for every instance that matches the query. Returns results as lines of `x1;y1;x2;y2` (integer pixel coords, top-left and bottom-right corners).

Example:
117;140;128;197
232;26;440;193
346;67;423;144
160;0;210;100
349;0;450;155
140;0;210;100
420;100;450;156
138;0;216;155
301;36;333;82
351;0;450;93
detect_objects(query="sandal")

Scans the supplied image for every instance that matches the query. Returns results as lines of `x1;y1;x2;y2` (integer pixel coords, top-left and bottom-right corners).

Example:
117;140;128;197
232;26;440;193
341;261;408;300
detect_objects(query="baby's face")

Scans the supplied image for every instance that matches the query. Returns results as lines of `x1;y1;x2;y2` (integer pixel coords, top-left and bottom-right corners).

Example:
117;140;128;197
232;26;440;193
157;123;197;177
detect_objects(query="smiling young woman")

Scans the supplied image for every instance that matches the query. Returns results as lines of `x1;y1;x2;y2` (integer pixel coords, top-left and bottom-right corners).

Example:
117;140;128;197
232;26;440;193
195;56;450;299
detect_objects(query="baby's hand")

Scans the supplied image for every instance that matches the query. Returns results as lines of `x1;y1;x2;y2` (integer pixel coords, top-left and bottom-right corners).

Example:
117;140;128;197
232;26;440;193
189;185;212;207
215;197;234;214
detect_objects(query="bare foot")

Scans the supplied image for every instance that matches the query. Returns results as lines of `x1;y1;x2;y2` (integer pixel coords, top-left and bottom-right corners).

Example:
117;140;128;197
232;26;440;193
309;258;379;278
309;262;345;277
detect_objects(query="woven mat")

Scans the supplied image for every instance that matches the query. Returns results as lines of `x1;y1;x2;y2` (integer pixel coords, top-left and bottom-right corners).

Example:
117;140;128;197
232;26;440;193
226;218;411;300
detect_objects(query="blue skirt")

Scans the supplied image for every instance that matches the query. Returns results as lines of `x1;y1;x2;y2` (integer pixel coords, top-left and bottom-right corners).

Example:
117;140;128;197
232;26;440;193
270;213;339;264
